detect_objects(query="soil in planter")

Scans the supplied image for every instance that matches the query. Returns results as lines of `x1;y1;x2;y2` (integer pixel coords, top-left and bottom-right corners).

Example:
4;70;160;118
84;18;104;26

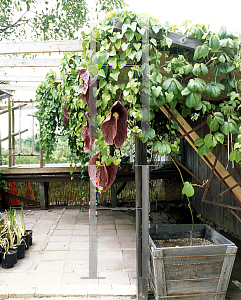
154;237;213;247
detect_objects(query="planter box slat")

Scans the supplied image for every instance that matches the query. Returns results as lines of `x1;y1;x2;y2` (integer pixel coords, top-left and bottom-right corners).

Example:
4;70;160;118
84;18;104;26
149;224;237;300
161;244;229;257
165;262;223;280
166;277;219;294
162;255;226;265
215;245;237;300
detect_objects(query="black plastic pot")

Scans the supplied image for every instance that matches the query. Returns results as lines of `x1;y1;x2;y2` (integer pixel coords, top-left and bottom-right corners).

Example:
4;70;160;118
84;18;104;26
2;250;16;269
17;241;25;259
9;247;17;264
22;235;29;250
0;245;3;264
25;230;33;246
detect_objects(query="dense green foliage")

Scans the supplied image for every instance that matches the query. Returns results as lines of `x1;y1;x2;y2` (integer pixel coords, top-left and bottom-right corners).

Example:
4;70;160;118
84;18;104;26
35;10;241;194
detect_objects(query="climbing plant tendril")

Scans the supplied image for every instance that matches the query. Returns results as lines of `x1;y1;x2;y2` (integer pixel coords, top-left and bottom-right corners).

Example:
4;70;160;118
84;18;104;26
35;10;241;194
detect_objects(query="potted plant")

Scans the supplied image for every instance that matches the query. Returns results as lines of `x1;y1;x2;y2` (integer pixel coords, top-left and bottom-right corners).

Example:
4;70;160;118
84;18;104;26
7;208;17;263
0;237;15;269
18;208;31;249
6;220;17;264
121;154;132;173
0;212;6;264
14;222;25;259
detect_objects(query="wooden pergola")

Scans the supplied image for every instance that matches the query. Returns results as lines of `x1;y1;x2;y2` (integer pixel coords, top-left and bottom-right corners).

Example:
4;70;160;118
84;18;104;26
1;20;241;299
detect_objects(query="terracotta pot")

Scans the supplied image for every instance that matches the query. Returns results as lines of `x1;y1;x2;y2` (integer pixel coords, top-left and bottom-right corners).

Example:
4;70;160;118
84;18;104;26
122;164;131;173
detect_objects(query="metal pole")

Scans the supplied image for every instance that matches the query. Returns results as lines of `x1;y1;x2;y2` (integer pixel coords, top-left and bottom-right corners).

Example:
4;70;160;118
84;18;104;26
39;125;44;168
0;128;2;165
135;136;148;299
12;100;15;166
19;103;22;153
32;102;34;153
8;97;12;168
135;19;150;300
110;145;117;207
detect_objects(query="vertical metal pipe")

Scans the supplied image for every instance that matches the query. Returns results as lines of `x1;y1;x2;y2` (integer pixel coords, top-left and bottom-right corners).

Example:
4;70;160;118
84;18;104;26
135;136;147;299
12;100;15;166
135;19;149;300
110;145;117;207
19;103;22;153
39;125;44;168
0;128;2;165
8;97;12;168
32;102;34;153
142;164;149;289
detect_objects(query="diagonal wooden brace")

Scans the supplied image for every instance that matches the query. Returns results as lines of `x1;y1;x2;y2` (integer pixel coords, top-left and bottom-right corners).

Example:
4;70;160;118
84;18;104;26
160;105;241;207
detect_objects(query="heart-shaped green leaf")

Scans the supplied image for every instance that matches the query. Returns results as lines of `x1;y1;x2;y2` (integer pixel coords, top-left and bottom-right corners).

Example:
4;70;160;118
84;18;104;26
210;119;219;132
152;86;162;98
110;70;120;81
182;182;194;197
98;69;106;78
125;29;135;41
121;42;129;51
133;43;141;51
194;138;205;147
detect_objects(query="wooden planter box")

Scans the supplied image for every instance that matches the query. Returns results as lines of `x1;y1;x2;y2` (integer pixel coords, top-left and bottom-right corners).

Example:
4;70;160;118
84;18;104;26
149;224;237;300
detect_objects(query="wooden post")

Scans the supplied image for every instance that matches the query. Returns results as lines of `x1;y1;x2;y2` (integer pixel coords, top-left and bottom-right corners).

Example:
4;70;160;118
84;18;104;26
39;182;48;209
8;97;12;168
39;125;44;168
40;150;44;168
110;145;117;207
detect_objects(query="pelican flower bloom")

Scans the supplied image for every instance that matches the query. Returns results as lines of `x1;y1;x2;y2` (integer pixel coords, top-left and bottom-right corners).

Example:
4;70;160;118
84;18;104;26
76;67;97;114
101;101;128;148
88;152;118;193
81;112;95;152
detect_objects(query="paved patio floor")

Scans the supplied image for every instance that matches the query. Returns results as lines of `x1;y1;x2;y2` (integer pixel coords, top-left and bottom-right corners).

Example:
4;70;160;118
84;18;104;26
0;207;137;298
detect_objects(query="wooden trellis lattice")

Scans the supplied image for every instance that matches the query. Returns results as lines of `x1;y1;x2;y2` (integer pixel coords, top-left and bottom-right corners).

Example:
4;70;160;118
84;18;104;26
160;104;241;222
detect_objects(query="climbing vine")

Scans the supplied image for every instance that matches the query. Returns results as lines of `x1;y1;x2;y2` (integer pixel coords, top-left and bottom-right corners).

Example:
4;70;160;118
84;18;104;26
35;10;241;195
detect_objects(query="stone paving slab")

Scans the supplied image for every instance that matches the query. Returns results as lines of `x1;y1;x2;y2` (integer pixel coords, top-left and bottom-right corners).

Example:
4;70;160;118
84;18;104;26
0;207;137;298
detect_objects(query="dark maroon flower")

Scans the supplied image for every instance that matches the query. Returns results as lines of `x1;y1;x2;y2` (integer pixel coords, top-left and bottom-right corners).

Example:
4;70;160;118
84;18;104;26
62;103;70;126
88;152;118;193
101;101;128;148
76;66;97;114
76;67;89;95
81;112;95;152
80;78;97;114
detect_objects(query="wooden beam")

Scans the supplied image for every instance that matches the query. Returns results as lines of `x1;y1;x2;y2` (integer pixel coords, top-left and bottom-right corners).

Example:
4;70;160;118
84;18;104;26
0;190;39;205
0;84;38;91
113;17;203;50
0;103;27;115
155;30;203;50
0;40;83;55
0;59;62;67
1;165;82;174
160;105;241;205
0;75;61;82
1;129;28;142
